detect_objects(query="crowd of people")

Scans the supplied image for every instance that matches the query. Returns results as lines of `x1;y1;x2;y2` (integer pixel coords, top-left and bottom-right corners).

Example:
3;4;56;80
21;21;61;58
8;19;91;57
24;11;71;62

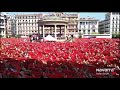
0;38;120;78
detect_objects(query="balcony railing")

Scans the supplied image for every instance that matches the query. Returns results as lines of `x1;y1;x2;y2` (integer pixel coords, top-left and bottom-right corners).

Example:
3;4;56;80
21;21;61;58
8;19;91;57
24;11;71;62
41;16;69;21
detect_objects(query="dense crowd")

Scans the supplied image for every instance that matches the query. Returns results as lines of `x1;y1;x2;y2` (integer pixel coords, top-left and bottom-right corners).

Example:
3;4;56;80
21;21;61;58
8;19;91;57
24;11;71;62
0;38;120;78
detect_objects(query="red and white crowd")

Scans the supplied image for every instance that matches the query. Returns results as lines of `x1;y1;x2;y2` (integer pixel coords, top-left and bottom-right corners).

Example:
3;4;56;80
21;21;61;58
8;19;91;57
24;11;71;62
0;38;120;78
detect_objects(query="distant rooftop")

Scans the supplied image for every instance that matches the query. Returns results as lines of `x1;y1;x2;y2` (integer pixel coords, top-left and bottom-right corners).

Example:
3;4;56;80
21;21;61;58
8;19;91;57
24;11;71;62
80;17;99;21
15;14;43;16
40;14;69;22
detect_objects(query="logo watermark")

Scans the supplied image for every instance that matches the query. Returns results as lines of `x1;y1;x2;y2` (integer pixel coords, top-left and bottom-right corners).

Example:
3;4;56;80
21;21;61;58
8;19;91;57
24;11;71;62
96;68;116;75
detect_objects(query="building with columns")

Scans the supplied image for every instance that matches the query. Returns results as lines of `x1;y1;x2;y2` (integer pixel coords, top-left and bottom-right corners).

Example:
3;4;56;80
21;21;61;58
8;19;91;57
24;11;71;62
99;19;110;34
99;12;120;34
15;12;78;36
78;17;99;34
38;14;69;39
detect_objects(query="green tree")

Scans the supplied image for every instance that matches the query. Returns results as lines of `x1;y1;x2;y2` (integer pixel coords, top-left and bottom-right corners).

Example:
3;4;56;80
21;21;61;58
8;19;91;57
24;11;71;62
112;32;120;38
78;33;82;38
15;34;21;38
91;32;99;34
0;35;3;38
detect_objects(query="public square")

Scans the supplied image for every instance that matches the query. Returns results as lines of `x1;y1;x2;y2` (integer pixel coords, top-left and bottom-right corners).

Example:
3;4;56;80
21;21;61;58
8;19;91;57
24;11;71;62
0;12;120;78
0;38;120;78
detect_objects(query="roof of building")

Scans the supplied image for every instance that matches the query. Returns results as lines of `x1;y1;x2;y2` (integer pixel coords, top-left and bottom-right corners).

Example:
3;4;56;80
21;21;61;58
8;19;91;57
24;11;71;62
79;17;99;21
39;14;69;22
15;14;43;17
42;15;63;20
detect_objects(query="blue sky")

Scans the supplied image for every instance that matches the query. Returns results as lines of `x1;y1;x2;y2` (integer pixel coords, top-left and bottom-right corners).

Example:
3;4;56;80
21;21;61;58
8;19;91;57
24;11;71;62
79;12;106;20
4;12;106;21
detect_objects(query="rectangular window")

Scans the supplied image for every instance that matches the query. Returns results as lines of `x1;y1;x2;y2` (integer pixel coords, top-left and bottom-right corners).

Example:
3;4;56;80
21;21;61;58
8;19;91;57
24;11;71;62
84;25;85;28
93;29;95;32
79;30;81;33
88;30;90;34
80;22;82;25
83;30;85;34
83;22;85;25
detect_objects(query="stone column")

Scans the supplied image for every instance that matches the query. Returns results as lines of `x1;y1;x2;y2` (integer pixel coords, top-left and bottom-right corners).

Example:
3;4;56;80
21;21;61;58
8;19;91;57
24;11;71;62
66;25;68;36
50;26;52;34
55;25;57;39
86;24;88;34
41;26;42;36
84;21;86;34
41;25;42;35
43;25;45;38
65;25;67;37
38;25;40;36
96;21;98;33
78;21;80;33
74;26;76;35
90;22;92;34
